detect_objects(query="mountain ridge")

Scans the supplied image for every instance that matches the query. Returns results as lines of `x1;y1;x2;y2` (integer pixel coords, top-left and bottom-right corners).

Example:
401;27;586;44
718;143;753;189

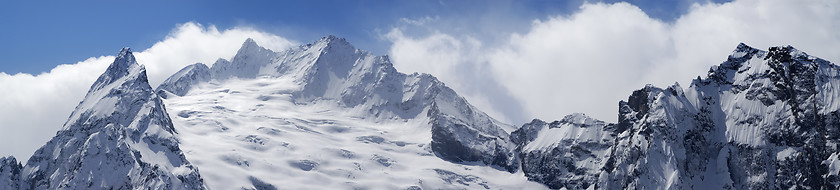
158;36;519;171
514;43;840;189
4;36;840;189
155;36;524;188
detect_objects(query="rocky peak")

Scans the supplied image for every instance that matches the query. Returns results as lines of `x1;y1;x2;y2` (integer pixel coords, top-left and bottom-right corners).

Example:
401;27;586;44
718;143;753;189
212;38;277;80
63;47;154;130
555;113;604;128
622;85;654;119
232;38;275;63
113;47;136;70
236;38;271;57
242;38;258;48
0;156;22;189
21;48;205;189
90;47;144;91
305;35;359;70
315;35;354;51
730;43;762;60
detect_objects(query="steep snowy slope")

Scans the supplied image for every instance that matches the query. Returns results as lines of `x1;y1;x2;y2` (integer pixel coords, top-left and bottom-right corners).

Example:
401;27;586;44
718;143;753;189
164;77;544;189
159;36;519;173
16;48;205;189
681;44;840;189
156;36;530;189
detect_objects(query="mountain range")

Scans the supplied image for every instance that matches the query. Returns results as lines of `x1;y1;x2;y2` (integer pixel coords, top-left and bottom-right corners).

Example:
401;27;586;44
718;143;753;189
1;36;839;189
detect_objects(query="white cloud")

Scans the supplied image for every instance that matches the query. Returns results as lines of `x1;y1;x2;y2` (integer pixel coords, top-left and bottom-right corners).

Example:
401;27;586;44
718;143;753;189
0;56;112;161
386;28;530;123
0;22;294;160
489;2;672;123
386;0;840;124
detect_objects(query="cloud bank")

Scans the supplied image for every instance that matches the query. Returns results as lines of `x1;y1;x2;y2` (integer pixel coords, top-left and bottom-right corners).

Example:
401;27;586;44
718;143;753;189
0;22;294;160
386;0;840;124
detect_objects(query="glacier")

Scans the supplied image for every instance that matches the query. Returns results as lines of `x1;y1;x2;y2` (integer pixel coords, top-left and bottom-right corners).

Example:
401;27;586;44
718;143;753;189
155;36;527;189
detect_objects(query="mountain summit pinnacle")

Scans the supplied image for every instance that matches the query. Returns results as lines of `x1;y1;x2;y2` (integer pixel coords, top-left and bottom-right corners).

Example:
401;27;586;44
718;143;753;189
20;48;205;189
315;35;354;51
113;47;136;71
241;38;260;50
212;38;276;79
90;47;142;92
237;38;269;56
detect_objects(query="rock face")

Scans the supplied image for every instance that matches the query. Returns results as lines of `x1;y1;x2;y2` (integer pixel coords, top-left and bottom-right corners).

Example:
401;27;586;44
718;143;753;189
679;43;840;189
0;156;22;190
18;48;205;189
516;43;840;189
156;63;211;97
599;84;700;189
511;114;615;189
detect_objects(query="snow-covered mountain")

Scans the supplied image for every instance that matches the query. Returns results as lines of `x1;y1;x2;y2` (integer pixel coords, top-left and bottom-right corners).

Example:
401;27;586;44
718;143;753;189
4;35;840;189
0;48;205;189
160;36;519;171
154;36;526;189
515;43;840;189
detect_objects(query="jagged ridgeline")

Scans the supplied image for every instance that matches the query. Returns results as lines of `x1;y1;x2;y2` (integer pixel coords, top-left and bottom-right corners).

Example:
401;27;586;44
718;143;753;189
2;36;839;189
513;43;840;189
158;36;519;172
0;36;519;189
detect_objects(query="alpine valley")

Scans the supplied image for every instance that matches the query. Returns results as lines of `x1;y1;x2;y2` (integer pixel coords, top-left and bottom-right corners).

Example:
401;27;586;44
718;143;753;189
2;36;840;189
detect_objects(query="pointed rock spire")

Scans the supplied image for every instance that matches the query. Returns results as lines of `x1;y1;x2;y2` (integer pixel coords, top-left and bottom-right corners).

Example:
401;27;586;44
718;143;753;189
314;35;355;53
239;38;262;53
91;47;143;92
235;38;272;58
0;156;22;189
734;42;757;53
729;42;762;60
64;47;152;129
212;38;277;79
21;48;205;189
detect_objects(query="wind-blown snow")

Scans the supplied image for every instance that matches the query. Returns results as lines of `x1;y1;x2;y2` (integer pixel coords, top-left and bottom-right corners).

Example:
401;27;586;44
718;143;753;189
165;77;544;189
153;36;537;189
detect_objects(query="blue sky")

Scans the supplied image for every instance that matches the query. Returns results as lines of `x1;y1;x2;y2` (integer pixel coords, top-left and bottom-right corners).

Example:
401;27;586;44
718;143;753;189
0;0;726;75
